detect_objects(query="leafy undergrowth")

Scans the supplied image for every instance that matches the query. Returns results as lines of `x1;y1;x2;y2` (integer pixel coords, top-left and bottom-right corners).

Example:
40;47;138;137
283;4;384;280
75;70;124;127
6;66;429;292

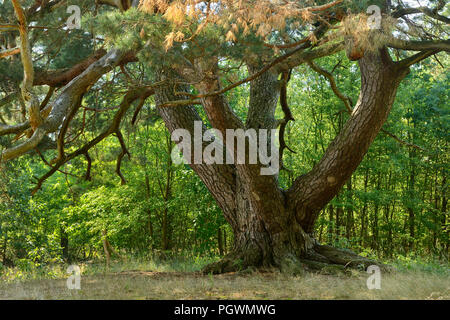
0;256;448;300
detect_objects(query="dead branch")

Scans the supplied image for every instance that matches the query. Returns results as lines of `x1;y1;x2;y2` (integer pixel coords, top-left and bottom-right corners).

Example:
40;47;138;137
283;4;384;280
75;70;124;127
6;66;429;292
1;49;128;162
0;47;20;59
308;60;426;152
12;0;42;131
115;130;130;185
31;88;153;194
278;70;296;171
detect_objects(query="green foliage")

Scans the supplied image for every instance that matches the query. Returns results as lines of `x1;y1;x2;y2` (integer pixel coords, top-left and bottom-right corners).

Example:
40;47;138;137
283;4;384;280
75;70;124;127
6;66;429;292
1;118;229;266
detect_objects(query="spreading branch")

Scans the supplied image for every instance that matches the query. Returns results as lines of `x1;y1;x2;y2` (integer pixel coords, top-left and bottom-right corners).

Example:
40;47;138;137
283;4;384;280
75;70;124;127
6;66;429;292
392;4;450;24
0;47;20;59
1;49;129;162
177;36;343;100
11;0;42;131
31;87;154;193
397;49;442;69
387;39;450;52
308;60;425;152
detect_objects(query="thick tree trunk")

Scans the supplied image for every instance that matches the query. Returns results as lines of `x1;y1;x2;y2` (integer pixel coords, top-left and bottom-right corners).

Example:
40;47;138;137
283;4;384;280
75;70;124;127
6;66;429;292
157;49;409;274
203;189;382;274
287;49;410;234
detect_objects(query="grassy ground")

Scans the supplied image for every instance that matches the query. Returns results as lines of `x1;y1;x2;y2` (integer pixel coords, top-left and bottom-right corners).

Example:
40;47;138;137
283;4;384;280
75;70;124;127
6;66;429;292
1;257;449;300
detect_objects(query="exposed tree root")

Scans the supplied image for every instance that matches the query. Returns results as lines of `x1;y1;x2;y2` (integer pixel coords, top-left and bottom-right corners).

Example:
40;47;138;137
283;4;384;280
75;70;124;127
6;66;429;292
312;244;386;270
202;242;392;275
202;252;247;275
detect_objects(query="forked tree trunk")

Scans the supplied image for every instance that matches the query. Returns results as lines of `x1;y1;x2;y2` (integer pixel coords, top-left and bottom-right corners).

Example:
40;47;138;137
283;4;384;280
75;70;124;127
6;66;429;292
155;49;409;274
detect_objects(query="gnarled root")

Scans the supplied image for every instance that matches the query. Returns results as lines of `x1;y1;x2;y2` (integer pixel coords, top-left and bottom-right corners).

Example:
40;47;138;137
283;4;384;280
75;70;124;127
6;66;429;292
299;243;393;274
202;242;392;275
202;252;249;274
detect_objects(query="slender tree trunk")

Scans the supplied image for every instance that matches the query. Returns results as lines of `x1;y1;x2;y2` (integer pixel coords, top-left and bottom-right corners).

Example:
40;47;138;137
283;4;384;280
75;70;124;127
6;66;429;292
335;199;343;242
102;229;111;266
160;133;174;251
162;209;169;250
328;204;334;243
346;177;354;241
218;228;224;256
60;226;69;262
1;234;7;264
441;173;448;255
223;229;227;255
432;169;438;253
373;202;379;252
360;168;369;246
102;229;121;265
383;203;392;257
407;143;416;250
384;170;393;257
144;174;154;242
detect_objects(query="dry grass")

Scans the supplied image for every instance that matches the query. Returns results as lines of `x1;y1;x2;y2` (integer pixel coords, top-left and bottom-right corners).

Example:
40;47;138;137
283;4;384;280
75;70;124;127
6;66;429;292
1;269;448;300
